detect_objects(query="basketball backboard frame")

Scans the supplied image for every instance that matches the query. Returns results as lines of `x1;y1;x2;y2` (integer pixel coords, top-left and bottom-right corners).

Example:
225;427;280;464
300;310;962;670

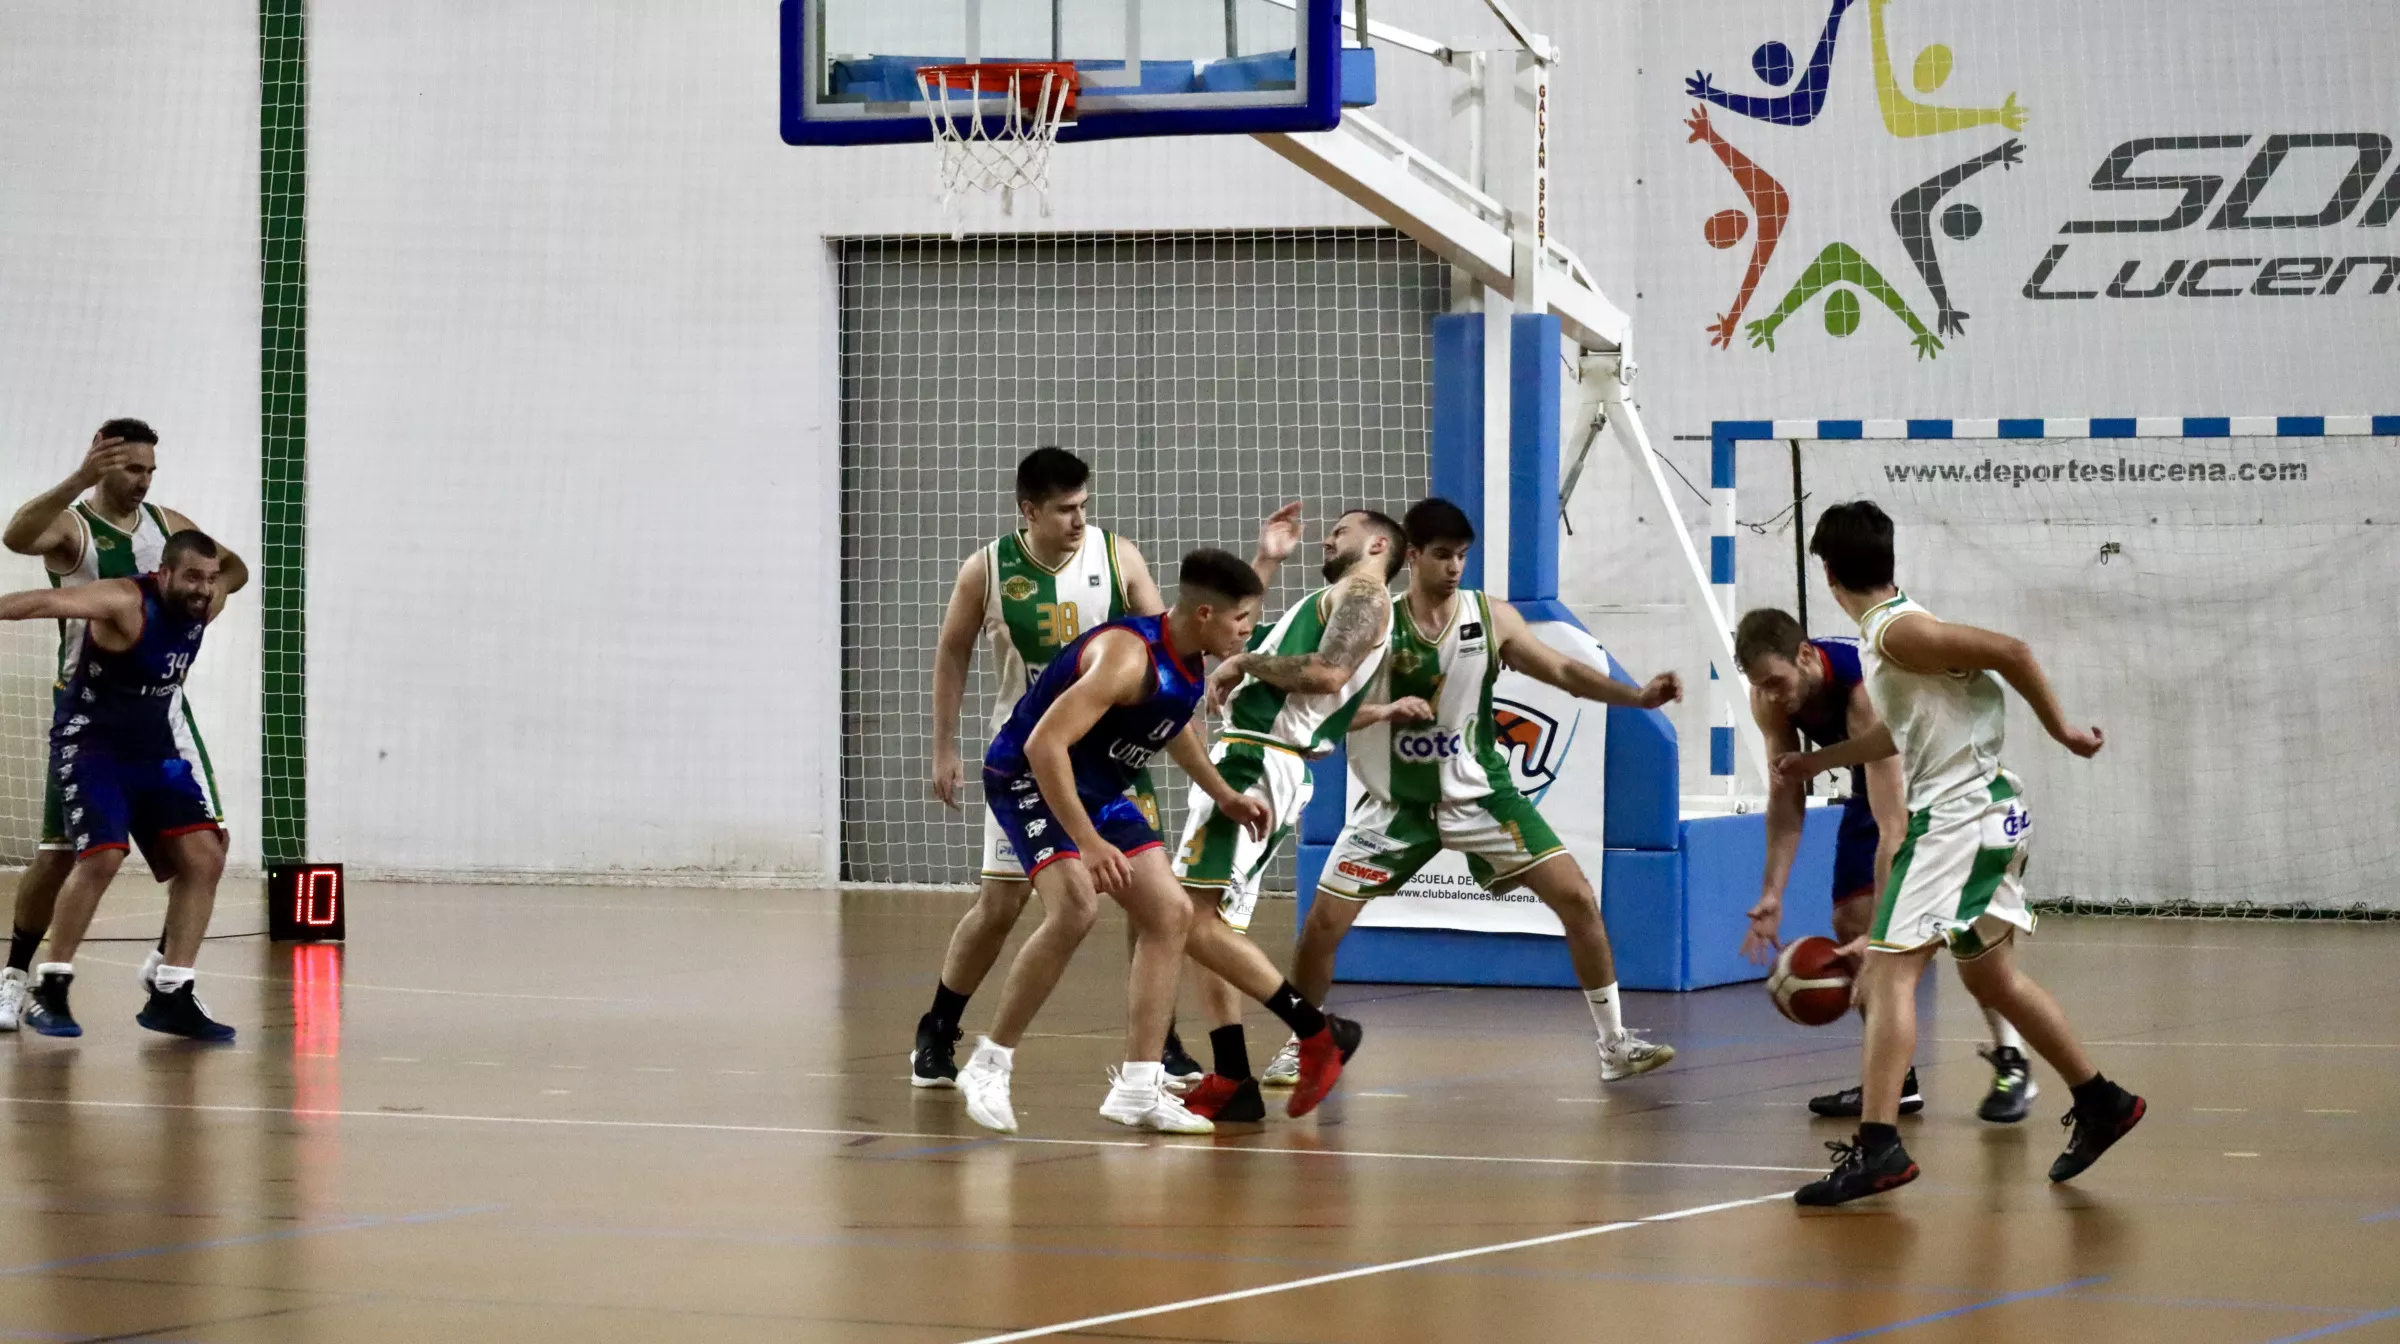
780;0;1355;145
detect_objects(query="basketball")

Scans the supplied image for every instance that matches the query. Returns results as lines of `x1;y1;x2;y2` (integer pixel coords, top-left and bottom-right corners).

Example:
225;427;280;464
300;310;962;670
1768;936;1854;1026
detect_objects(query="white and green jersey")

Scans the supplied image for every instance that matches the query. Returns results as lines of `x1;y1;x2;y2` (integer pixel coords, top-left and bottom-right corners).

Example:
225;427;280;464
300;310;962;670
50;499;174;683
1858;592;2008;811
1221;584;1390;758
979;525;1127;730
1350;590;1520;807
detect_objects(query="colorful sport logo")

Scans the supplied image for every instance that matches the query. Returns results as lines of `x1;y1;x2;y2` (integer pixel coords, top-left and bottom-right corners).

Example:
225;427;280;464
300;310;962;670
1687;0;2026;359
1492;700;1570;798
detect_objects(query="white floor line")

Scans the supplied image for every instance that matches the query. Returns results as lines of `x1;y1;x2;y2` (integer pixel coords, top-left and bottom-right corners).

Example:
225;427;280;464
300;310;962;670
76;951;625;1004
0;1097;1821;1174
1932;1037;2400;1050
956;1190;1794;1344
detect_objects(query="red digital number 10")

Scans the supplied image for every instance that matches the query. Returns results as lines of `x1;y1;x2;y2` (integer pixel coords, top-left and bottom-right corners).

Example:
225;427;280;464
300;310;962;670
295;867;340;927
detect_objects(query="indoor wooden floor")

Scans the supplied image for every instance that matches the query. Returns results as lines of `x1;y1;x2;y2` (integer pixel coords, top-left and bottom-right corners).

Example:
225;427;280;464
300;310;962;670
0;883;2394;1343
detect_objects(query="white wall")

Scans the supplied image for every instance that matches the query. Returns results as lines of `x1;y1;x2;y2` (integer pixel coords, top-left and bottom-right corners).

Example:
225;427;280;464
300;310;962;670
0;2;259;867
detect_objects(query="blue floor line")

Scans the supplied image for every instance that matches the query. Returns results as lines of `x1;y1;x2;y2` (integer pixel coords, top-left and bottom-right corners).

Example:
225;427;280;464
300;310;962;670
2263;1307;2400;1343
1806;1276;2109;1343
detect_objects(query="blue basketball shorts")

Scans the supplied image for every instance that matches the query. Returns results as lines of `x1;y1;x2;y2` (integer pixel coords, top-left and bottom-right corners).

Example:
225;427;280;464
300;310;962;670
983;768;1163;879
1832;794;1881;904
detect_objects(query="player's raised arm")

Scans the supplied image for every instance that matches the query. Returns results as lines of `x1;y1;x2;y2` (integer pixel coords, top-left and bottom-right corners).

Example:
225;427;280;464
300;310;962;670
0;577;143;638
1877;613;2104;758
1490;599;1682;709
158;508;248;596
1022;629;1153;892
1776;723;1895;780
929;552;990;809
2;433;130;571
1250;501;1303;586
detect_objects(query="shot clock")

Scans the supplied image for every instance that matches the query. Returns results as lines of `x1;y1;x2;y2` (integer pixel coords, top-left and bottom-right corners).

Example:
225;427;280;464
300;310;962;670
267;863;346;941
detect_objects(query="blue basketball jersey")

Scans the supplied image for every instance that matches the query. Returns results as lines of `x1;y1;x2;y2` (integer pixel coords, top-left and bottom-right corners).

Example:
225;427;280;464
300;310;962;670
53;575;207;761
984;613;1206;803
1789;636;1867;798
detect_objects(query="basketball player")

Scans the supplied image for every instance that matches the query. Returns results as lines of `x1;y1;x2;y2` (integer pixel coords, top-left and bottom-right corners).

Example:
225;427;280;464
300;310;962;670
0;530;239;1040
1784;501;2141;1205
913;447;1300;1087
1170;508;1402;1120
1735;607;2037;1124
1283;498;1682;1085
957;549;1363;1134
0;422;246;1032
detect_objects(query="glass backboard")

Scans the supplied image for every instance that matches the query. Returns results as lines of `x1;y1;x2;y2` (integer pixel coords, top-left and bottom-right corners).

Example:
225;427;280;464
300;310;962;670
780;0;1369;145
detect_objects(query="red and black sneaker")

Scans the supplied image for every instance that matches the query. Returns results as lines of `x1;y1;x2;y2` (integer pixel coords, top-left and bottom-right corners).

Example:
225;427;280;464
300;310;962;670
2049;1088;2146;1183
1181;1073;1266;1123
1286;1014;1363;1119
1793;1134;1920;1206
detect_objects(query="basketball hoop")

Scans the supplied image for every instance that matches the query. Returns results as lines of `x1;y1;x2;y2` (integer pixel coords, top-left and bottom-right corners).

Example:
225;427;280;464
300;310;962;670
915;61;1080;227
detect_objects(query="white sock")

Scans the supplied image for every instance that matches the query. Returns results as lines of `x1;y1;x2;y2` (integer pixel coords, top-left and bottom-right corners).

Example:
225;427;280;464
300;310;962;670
1983;1005;2024;1053
1117;1060;1165;1090
975;1037;1014;1066
36;961;71;980
1584;983;1626;1042
152;964;195;993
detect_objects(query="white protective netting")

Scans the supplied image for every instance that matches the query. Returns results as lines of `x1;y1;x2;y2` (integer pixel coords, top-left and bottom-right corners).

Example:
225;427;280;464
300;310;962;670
1740;432;2400;916
838;228;1443;887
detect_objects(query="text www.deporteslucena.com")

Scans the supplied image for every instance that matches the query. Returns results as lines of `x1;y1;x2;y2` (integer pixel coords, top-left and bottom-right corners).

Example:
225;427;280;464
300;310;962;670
1883;458;2310;488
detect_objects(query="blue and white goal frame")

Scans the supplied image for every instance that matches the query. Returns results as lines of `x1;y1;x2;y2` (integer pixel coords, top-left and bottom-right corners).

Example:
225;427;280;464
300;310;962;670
1701;413;2400;788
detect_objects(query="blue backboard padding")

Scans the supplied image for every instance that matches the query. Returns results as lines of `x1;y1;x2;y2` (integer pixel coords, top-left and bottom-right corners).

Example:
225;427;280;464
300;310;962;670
1678;809;1838;989
1430;312;1484;592
1296;846;1683;990
1509;313;1562;603
1301;745;1346;845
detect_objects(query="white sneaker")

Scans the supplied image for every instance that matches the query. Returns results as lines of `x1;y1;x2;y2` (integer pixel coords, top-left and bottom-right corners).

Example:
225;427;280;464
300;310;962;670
0;967;26;1032
1260;1036;1301;1088
959;1037;1018;1133
1098;1066;1214;1134
139;947;163;990
1598;1031;1676;1081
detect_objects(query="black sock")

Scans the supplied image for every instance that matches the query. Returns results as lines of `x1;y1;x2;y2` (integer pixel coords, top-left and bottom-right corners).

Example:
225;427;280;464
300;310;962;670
2070;1073;2119;1112
8;928;41;974
928;980;970;1027
155;934;167;954
1209;1024;1251;1081
1261;982;1326;1041
1859;1121;1901;1153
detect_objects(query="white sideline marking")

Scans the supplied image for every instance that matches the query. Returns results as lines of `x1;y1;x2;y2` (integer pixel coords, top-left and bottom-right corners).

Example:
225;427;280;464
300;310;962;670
955;1190;1793;1344
1936;1037;2400;1050
0;1097;1821;1174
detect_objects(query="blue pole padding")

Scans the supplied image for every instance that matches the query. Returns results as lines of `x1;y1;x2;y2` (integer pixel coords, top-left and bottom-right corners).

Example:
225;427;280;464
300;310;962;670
1509;312;1562;602
1711;724;1735;777
1430;313;1485;592
1710;534;1735;585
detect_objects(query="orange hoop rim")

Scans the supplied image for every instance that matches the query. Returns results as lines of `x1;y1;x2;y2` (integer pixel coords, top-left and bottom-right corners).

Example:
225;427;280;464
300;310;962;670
916;61;1081;121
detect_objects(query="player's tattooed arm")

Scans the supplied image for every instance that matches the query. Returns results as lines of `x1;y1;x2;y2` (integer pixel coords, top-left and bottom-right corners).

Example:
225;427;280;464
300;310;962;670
928;553;990;809
1115;536;1167;617
1221;577;1387;700
1491;599;1682;708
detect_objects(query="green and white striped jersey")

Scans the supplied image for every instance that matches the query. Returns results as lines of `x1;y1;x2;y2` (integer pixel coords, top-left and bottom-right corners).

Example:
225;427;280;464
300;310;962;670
1349;590;1517;806
979;525;1127;729
50;499;174;684
1221;584;1389;757
1858;592;2008;811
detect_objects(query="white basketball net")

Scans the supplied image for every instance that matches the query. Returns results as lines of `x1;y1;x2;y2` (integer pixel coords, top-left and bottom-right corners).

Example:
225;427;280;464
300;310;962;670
916;64;1078;225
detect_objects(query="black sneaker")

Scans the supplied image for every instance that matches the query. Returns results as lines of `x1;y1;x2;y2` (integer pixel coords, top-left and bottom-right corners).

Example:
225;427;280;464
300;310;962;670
1794;1134;1921;1206
23;971;80;1039
1808;1067;1923;1118
136;982;235;1042
1160;1028;1205;1091
910;1013;961;1089
1977;1046;2039;1124
2049;1085;2146;1183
